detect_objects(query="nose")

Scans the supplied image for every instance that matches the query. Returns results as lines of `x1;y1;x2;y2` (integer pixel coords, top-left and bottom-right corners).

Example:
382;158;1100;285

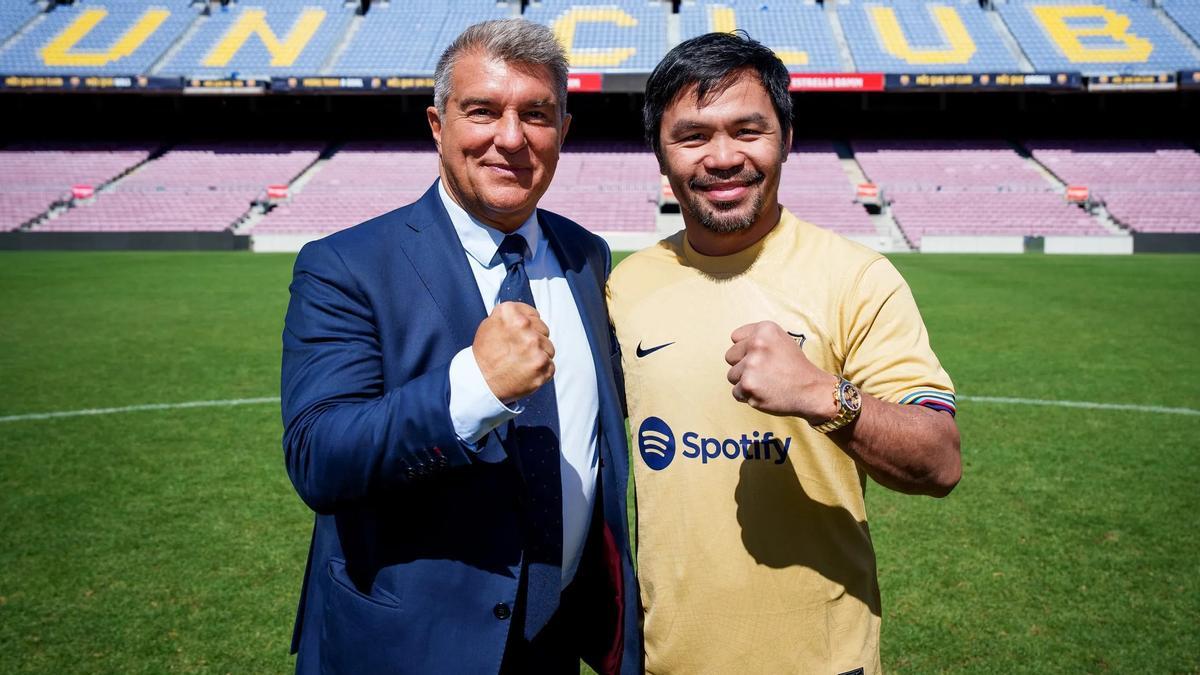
703;133;744;172
493;110;526;154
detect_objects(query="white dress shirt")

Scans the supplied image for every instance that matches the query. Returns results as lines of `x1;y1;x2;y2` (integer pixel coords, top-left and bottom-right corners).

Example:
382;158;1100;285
440;181;600;590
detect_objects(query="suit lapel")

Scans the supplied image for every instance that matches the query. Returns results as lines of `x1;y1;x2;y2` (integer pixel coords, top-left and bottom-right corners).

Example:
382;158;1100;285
396;183;489;350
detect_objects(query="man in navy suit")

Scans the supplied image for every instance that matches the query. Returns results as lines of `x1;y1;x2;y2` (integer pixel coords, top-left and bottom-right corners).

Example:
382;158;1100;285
280;19;641;674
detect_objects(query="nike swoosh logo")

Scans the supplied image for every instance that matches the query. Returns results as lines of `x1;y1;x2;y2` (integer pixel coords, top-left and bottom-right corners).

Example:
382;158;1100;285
636;341;675;358
787;331;807;347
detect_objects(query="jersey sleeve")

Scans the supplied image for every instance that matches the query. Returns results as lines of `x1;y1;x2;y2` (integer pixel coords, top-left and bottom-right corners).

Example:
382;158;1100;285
839;257;956;416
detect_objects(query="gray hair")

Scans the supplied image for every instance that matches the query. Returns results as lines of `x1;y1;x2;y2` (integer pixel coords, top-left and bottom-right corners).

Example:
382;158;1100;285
433;18;570;120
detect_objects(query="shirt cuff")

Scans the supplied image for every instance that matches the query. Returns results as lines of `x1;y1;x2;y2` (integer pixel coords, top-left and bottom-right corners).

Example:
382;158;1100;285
448;346;520;446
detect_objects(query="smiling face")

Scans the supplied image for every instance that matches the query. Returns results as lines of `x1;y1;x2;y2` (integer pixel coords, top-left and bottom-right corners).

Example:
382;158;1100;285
427;50;570;232
658;70;790;254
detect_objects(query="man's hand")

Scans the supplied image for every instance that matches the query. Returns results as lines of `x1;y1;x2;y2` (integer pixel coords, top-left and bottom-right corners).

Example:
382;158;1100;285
474;301;555;404
725;321;839;424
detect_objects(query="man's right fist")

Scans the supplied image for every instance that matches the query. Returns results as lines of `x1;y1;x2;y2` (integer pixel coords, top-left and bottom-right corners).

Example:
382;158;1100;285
473;301;555;404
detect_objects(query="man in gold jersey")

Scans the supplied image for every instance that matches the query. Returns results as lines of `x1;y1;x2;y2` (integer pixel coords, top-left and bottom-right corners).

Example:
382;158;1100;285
607;32;962;674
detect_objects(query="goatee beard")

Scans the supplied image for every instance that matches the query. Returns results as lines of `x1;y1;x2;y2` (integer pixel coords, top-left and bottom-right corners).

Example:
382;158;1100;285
686;189;765;234
685;170;766;234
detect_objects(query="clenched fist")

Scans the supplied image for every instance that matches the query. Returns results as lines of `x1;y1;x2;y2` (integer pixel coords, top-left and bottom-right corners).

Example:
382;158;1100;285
725;321;839;424
474;301;555;404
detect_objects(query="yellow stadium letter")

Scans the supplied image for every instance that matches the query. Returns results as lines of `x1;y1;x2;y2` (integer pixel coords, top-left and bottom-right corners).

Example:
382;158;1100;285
869;4;976;65
706;4;808;66
40;8;170;67
1031;5;1152;63
202;8;325;68
551;6;637;68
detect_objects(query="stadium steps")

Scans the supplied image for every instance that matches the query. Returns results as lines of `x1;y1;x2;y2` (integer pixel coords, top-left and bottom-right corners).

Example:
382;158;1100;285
21;143;170;232
0;3;46;55
234;142;336;234
321;10;365;74
1157;5;1200;61
666;7;681;48
148;7;208;76
986;5;1035;72
1010;140;1128;236
832;141;914;252
825;3;859;73
0;2;48;55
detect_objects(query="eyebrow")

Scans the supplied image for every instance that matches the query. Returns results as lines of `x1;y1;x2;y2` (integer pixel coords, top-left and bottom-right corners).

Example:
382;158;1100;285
458;97;557;110
668;112;771;137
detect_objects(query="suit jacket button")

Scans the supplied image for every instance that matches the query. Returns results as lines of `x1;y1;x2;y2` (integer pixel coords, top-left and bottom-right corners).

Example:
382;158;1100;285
493;603;511;620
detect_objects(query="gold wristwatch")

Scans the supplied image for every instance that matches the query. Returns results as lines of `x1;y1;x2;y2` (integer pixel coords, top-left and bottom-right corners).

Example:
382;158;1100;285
812;378;862;433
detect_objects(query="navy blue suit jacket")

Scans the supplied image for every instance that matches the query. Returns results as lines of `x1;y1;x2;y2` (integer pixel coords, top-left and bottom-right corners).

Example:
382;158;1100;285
281;183;641;674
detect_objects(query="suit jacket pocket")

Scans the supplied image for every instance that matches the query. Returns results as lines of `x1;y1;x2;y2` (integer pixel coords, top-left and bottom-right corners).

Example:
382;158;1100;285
320;558;409;674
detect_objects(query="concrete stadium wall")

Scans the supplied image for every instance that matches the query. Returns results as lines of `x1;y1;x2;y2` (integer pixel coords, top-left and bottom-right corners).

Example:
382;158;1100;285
919;236;1025;254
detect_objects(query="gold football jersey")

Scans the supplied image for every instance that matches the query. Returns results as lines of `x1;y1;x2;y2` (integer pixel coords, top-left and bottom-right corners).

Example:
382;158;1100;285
608;209;955;674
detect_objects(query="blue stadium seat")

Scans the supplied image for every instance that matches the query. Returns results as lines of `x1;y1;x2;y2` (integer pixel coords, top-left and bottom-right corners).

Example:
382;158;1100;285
423;1;517;73
157;0;355;78
838;0;1020;73
0;1;198;76
0;2;44;45
678;1;844;72
522;0;669;72
999;0;1200;74
1162;0;1200;50
333;1;510;76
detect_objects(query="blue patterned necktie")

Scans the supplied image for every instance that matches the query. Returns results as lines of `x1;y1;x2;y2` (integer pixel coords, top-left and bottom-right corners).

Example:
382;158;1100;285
494;233;563;640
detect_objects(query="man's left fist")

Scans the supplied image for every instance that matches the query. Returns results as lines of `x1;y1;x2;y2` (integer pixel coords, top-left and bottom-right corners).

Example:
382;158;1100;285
724;321;840;424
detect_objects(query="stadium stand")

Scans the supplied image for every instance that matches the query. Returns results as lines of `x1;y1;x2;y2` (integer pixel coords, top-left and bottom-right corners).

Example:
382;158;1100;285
838;0;1021;73
252;141;440;235
678;1;844;72
780;141;878;237
0;2;44;44
331;2;511;76
255;140;660;235
0;142;155;231
852;140;1108;245
523;0;669;72
998;0;1200;75
427;1;523;73
537;142;660;231
1027;139;1200;233
38;142;321;232
0;1;200;76
155;0;354;78
1162;0;1200;49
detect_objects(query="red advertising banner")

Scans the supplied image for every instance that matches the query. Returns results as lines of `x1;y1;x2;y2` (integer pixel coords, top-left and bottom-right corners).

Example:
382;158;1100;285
789;73;884;92
567;73;603;92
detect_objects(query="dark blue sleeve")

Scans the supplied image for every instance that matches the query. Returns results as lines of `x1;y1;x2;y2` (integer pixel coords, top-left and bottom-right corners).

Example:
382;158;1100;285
280;240;473;514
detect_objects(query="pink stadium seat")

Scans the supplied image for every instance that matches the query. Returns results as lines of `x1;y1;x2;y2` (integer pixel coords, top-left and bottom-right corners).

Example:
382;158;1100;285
852;140;1108;246
0;143;155;230
39;142;322;233
1027;140;1200;233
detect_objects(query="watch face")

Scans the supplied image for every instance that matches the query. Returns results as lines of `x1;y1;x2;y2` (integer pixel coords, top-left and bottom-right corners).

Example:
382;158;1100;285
840;380;862;412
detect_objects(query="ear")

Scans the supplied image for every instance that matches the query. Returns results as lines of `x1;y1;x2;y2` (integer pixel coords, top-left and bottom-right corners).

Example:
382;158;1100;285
781;127;793;163
559;112;572;149
426;106;443;153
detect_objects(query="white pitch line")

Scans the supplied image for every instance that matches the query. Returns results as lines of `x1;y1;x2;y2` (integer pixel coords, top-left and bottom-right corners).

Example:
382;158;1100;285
0;397;280;423
957;395;1200;417
0;394;1197;424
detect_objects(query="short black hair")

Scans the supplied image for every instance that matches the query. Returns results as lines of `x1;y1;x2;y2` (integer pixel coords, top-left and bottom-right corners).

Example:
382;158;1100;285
643;31;792;159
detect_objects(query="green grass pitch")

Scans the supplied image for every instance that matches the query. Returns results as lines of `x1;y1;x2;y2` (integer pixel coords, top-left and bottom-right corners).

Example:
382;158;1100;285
0;251;1197;673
